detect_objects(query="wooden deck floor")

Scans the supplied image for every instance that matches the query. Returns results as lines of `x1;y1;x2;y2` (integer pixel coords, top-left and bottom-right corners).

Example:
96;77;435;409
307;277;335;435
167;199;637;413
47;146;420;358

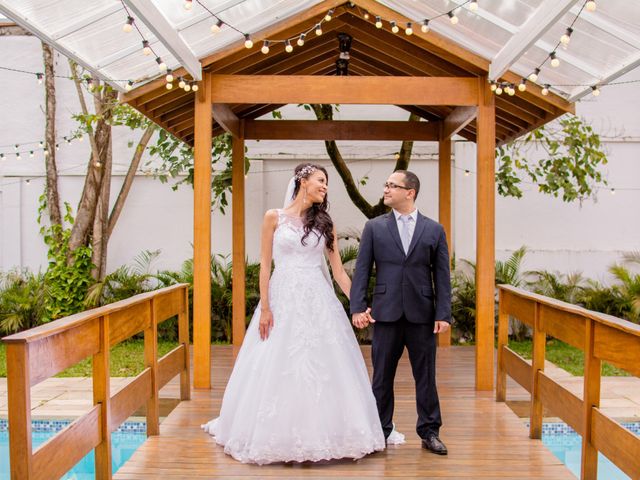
115;346;574;479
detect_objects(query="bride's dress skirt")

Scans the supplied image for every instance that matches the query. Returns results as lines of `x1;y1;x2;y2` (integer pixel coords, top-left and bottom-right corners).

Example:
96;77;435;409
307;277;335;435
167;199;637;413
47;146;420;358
201;265;387;464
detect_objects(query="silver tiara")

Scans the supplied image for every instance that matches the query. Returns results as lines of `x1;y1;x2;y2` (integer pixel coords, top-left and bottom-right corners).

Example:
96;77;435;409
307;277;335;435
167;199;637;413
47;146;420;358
295;165;316;181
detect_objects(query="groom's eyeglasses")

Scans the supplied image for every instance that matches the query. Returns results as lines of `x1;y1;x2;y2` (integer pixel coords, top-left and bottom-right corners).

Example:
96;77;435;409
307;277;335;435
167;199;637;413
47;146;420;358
384;182;412;190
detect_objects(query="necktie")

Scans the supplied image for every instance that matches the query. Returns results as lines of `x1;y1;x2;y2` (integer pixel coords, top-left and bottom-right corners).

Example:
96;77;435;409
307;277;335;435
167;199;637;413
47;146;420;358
400;215;412;254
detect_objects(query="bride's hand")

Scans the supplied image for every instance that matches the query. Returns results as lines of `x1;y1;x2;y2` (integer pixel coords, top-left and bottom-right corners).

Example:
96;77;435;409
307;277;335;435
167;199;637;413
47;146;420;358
259;308;274;340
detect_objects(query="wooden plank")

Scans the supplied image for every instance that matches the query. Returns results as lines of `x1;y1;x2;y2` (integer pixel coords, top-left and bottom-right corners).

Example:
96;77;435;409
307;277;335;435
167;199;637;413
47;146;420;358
155;287;186;323
529;304;544;439
593;321;640;376
437;135;452;348
93;315;111;479
145;300;159;436
209;75;479;106
581;319;601;480
179;286;191;401
243;120;440;141
540;304;585;350
6;343;32;479
501;290;536;327
212;104;242;137
32;405;102;480
503;346;532;393
158;345;186;389
475;76;495;391
232;135;246;352
110;369;152;431
591;408;640;479
193;72;212;389
538;371;583;435
496;292;509;402
29;320;100;386
109;301;150;347
442;106;477;139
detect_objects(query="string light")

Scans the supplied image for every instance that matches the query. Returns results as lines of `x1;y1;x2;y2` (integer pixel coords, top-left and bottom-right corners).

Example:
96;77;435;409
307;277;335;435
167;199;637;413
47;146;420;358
36;73;43;84
178;77;186;89
421;19;430;33
122;16;134;33
448;11;459;25
29;151;34;158
284;39;293;53
324;9;334;22
518;79;527;92
184;83;191;92
155;57;167;71
261;41;270;54
210;20;223;34
166;82;173;90
550;51;560;68
405;22;413;35
125;80;133;92
142;40;151;56
183;0;193;10
297;34;305;47
541;84;550;96
192;83;199;92
528;68;540;82
586;0;596;12
591;85;600;96
469;0;479;12
244;34;253;49
560;27;573;46
390;21;399;34
464;170;470;176
375;16;383;29
363;11;370;20
165;70;174;83
315;23;323;36
495;85;503;95
490;81;497;92
610;188;616;195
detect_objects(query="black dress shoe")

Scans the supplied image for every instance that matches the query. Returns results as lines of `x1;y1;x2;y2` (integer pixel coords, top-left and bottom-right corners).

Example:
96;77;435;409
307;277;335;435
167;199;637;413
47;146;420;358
421;434;448;455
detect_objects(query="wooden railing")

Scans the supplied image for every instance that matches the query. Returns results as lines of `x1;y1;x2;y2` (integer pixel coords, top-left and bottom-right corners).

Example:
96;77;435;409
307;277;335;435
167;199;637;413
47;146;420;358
496;285;640;480
2;284;190;480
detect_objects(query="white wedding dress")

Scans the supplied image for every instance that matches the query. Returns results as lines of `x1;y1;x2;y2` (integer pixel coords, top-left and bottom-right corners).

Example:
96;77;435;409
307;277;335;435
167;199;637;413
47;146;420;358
202;209;401;464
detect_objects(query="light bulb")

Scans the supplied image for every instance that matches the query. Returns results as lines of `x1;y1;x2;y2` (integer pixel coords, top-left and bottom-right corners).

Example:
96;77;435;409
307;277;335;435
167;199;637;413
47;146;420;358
495;86;503;95
518;80;527;92
178;78;186;89
14;144;18;150
315;24;323;36
123;16;134;33
184;0;192;10
405;22;413;35
192;83;199;92
507;85;515;96
211;20;223;34
95;161;101;168
421;20;430;33
142;40;151;56
586;1;596;12
166;82;173;90
285;39;293;53
244;35;253;49
541;85;549;96
297;34;305;47
25;179;30;184
363;12;369;20
125;81;133;92
448;12;459;25
469;0;478;11
29;151;34;158
36;73;43;84
165;70;174;82
591;85;600;96
528;68;540;82
44;149;49;156
390;21;399;33
39;141;44;148
610;188;615;195
78;136;83;142
375;16;382;29
464;170;470;176
184;83;191;92
324;9;334;22
490;82;497;92
156;57;167;71
261;41;270;54
16;153;21;159
560;27;573;46
550;52;560;68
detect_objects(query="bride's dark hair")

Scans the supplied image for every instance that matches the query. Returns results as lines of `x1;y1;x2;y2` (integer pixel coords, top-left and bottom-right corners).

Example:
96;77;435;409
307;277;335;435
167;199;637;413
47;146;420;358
292;163;335;251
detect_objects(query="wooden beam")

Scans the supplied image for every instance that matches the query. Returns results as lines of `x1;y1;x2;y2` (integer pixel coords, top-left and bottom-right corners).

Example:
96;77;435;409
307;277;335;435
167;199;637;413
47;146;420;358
489;0;580;80
243;120;440;141
212;104;241;137
442;106;477;139
193;73;212;389
437;135;452;348
210;75;479;105
232;135;246;355
475;76;496;391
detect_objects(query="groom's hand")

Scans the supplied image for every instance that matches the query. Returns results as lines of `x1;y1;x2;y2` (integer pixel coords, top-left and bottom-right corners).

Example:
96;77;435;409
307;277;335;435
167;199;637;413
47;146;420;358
352;309;370;329
434;321;450;334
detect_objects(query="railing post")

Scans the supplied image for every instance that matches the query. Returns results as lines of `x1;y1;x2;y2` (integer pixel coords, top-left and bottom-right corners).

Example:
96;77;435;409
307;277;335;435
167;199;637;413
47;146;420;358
146;299;160;436
179;286;191;400
529;303;545;439
7;343;33;479
93;314;112;480
581;318;601;480
496;288;508;402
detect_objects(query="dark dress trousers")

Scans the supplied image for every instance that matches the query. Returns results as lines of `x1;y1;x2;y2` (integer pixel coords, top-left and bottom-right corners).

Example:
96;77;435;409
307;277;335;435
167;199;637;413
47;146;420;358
350;211;452;439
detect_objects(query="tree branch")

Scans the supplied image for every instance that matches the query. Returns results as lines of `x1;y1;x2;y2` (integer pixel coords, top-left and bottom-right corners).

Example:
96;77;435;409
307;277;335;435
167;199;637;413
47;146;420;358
42;42;62;226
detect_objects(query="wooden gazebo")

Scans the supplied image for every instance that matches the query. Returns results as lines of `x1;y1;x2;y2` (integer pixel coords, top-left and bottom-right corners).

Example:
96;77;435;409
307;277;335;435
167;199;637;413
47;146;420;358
122;1;574;391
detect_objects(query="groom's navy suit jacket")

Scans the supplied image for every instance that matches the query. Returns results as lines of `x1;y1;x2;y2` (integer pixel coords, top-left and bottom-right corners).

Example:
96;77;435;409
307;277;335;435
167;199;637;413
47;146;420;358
350;211;452;325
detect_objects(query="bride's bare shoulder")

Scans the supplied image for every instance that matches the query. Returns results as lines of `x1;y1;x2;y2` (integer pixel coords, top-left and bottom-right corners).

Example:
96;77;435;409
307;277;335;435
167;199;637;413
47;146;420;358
263;209;279;224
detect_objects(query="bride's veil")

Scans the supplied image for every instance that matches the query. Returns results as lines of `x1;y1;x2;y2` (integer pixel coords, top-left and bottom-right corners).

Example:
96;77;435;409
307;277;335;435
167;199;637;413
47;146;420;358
282;176;333;289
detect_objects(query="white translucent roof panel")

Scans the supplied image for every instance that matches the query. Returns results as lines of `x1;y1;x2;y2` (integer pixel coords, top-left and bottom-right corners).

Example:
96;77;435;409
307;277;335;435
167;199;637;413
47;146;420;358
0;0;639;101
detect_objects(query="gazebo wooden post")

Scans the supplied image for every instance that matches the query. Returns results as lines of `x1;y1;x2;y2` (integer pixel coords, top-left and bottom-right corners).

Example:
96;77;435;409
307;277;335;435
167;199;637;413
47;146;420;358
231;130;246;355
475;76;496;390
438;134;452;348
193;72;212;389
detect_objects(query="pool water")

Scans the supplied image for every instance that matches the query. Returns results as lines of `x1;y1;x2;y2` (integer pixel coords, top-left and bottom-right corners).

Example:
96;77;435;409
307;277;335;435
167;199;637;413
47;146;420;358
541;422;639;480
0;420;146;479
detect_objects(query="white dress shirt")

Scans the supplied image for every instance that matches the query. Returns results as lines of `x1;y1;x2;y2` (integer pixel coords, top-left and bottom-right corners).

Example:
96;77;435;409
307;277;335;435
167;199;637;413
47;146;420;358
393;208;418;248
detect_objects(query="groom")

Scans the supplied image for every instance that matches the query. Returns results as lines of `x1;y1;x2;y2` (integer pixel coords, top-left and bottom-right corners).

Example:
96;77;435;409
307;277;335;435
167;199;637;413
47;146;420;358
351;170;451;455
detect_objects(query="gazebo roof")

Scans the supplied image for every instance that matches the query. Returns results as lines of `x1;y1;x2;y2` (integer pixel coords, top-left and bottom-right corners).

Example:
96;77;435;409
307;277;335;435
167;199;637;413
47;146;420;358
4;1;638;144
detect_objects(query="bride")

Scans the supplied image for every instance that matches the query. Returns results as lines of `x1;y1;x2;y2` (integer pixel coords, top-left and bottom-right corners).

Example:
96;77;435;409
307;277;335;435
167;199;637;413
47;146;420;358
202;163;402;464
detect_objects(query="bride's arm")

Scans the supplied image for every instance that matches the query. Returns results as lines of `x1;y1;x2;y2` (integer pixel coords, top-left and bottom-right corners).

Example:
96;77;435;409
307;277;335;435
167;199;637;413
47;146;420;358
258;209;278;340
326;225;352;299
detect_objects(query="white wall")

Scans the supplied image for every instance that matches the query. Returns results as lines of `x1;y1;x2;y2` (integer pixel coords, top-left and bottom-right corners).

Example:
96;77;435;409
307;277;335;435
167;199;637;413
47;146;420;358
1;34;639;280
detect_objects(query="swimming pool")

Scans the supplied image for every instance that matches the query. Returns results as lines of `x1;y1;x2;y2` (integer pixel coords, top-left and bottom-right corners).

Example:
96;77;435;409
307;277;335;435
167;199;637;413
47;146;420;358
541;422;639;479
0;419;146;479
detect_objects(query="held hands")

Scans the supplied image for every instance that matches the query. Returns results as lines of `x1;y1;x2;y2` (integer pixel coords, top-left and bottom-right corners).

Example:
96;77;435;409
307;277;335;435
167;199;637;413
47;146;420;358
352;307;374;329
259;307;274;340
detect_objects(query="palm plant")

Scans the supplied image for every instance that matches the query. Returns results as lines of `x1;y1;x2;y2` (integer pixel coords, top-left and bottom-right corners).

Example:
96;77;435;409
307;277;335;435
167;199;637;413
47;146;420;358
0;269;48;334
608;260;640;323
528;270;585;304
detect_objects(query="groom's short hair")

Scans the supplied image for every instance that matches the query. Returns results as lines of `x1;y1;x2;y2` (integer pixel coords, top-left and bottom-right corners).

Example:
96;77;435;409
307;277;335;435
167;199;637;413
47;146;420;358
395;170;420;200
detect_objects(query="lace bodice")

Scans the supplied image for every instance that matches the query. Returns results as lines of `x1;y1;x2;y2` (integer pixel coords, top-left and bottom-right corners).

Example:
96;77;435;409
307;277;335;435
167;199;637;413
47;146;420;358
273;209;325;271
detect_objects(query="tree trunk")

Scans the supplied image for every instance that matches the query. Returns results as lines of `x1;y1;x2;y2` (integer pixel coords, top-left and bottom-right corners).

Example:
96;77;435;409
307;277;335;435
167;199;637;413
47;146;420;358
42;42;62;226
92;136;113;280
0;25;30;36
